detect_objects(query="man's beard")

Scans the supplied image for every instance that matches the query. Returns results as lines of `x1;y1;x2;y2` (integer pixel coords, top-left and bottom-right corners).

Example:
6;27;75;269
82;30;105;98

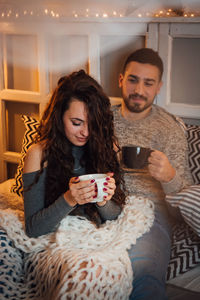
123;94;153;113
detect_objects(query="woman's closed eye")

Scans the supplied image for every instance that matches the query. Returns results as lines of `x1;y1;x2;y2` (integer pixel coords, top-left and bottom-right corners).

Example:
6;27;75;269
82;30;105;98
72;121;82;126
71;118;83;126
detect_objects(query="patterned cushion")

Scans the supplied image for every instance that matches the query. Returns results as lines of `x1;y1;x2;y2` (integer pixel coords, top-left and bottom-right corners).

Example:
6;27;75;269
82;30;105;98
0;229;38;299
10;115;39;197
166;124;200;237
166;185;200;237
186;125;200;184
167;222;200;281
0;229;24;298
166;123;200;280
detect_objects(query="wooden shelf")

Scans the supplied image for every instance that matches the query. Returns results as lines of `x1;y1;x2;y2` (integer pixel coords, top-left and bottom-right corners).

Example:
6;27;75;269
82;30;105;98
3;151;22;164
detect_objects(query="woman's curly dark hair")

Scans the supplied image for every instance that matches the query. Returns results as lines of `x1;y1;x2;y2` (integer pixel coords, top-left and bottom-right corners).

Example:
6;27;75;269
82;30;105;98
33;69;126;225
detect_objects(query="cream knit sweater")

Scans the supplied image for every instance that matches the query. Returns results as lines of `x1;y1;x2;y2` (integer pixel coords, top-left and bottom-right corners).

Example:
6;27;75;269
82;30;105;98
112;104;194;209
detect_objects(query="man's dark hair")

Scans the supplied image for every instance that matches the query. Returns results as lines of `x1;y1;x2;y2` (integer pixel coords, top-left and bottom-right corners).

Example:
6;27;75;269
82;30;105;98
123;48;163;80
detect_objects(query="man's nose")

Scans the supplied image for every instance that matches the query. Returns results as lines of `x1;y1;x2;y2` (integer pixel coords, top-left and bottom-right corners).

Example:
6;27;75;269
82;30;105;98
134;82;144;95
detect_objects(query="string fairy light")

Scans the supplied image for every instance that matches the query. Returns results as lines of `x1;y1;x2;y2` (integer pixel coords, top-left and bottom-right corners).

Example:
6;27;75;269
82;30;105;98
0;5;200;20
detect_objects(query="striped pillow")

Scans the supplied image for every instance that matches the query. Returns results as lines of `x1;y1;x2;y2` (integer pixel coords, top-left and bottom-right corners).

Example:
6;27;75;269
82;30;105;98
10;115;40;197
166;185;200;237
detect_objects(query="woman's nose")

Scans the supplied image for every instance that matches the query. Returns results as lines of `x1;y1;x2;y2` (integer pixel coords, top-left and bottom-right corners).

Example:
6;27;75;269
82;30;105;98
80;124;89;137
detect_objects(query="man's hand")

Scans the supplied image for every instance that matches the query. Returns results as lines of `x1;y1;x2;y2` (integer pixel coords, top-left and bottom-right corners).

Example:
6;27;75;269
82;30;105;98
148;150;176;183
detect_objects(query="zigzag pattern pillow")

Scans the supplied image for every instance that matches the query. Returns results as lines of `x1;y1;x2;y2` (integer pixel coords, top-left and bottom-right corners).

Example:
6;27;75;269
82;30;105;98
166;124;200;280
166;124;200;237
10;115;40;197
187;125;200;184
167;222;200;281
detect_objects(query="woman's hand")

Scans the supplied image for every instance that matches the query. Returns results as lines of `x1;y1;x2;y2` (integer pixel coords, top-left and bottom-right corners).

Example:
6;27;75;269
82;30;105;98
63;177;97;206
63;173;116;207
96;172;116;207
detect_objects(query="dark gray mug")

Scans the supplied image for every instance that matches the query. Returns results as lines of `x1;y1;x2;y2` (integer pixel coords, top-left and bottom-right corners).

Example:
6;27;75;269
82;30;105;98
121;145;153;170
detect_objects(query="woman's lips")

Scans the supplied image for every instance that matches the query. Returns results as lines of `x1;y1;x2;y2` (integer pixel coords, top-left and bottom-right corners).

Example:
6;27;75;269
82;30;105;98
76;137;88;142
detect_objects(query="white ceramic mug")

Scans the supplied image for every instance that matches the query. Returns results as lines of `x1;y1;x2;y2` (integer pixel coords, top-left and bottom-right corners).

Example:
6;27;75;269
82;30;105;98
79;173;107;203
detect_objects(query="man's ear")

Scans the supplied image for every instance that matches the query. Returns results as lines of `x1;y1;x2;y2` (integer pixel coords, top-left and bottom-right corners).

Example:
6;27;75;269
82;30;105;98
119;73;123;88
157;80;163;94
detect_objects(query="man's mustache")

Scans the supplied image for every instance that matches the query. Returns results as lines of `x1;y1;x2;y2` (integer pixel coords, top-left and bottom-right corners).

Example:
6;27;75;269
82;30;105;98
129;94;147;101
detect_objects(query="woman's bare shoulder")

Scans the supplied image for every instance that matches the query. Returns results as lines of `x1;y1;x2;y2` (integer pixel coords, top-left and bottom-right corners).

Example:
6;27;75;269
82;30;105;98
23;143;44;173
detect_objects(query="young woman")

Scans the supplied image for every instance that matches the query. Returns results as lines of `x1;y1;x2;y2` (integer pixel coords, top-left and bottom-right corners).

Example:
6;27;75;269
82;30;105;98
23;69;126;238
20;70;128;299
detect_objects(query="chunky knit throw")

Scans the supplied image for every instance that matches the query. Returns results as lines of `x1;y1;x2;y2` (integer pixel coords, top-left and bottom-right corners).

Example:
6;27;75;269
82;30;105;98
0;180;154;300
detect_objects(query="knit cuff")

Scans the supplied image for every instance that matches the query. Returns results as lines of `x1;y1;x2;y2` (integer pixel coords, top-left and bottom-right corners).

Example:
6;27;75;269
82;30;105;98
161;171;183;195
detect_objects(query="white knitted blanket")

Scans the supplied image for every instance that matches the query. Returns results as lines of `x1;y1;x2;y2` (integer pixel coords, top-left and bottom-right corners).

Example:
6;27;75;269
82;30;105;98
0;181;154;300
